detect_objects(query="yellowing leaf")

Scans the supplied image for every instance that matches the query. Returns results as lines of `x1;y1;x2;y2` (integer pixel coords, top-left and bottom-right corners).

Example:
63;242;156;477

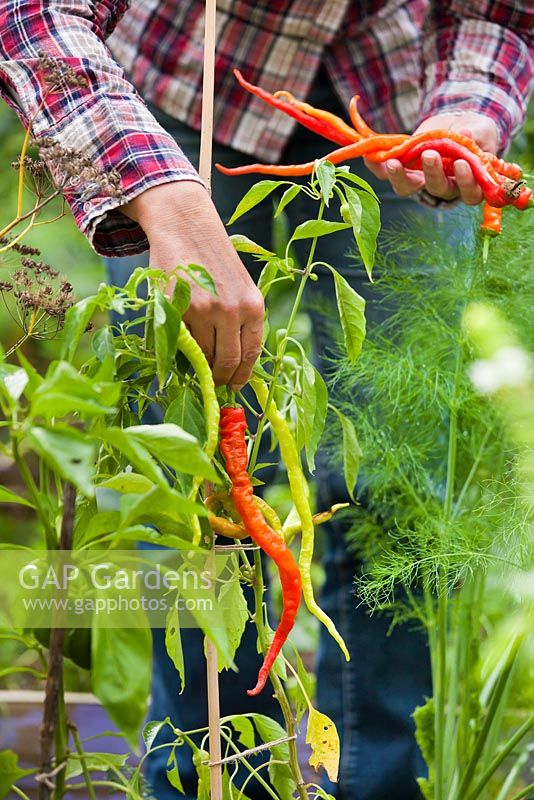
306;707;340;783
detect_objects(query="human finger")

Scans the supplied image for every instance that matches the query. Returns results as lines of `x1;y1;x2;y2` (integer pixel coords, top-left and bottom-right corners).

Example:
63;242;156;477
421;150;458;200
230;318;263;390
385;159;425;197
212;315;242;387
454;159;484;205
186;316;216;367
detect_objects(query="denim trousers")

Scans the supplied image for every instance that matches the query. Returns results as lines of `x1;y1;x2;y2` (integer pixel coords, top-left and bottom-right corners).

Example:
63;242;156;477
105;72;473;799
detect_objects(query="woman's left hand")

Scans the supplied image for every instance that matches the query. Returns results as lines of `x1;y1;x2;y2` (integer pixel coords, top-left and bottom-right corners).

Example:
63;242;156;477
364;112;499;204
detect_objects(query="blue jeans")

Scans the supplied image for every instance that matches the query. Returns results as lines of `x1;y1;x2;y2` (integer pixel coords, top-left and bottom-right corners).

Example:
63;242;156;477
105;72;473;799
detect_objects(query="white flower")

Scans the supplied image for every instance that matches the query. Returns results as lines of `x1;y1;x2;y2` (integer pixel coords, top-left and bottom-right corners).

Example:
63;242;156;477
469;346;533;395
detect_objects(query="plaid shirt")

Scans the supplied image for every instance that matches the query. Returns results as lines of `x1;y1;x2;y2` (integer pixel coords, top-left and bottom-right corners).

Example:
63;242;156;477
0;1;533;257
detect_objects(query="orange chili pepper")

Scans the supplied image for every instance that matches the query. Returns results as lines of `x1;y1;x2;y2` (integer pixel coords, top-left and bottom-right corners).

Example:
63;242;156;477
216;133;408;176
233;69;358;147
480;203;503;236
273;89;361;145
349;94;377;137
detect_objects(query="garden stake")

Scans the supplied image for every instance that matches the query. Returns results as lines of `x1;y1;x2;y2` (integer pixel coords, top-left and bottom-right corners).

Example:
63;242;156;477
38;483;75;800
197;0;222;796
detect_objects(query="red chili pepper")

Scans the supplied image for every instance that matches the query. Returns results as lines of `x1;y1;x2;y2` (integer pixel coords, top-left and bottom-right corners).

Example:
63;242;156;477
233;69;359;146
480;202;503;236
397;138;532;209
219;406;302;696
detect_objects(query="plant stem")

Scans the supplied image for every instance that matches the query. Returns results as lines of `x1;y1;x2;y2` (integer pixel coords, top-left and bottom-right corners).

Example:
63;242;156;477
455;637;521;800
218;729;282;800
495;747;531;800
252;549;308;800
435;345;463;800
53;679;67;800
13;440;56;549
248;200;325;474
466;714;534;800
510;783;534;800
0;190;61;242
11;786;32;800
69;723;97;800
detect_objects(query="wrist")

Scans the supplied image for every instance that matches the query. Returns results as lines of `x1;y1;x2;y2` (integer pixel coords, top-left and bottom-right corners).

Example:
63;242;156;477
122;179;208;236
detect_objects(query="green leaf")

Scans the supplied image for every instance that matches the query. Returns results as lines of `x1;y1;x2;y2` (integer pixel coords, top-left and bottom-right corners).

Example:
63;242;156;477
74;509;120;548
61;284;114;362
92;623;152;750
251;715;295;800
337;169;379;201
166;747;185;794
344;185;362;236
154;289;183;388
332;270;366;362
227;180;284;225
3;368;28;402
16;351;43;398
30;361;119;419
92;326;116;363
125;423;217;481
348;186;381;279
274;184;301;217
177;263;216;295
0;750;35;798
98;472;154;495
25;426;96;497
230;716;256;749
165;385;206;447
217;571;248;670
171;278;192;318
118;485;206;535
0;486;34;508
99;426;166;488
291;219;350;242
229;234;275;257
65;752;129;779
316;160;336;206
295;651;314;724
331;406;362;502
143;718;171;752
165;606;186;691
300;354;328;473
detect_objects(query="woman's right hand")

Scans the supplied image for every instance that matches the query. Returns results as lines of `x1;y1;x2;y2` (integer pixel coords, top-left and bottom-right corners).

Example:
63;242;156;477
123;180;265;390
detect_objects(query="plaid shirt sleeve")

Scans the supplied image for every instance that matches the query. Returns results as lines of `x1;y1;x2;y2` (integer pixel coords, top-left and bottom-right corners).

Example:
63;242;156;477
420;0;534;151
0;1;202;257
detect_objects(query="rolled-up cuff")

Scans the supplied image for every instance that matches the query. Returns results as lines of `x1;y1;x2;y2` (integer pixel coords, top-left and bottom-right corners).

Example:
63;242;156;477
419;79;523;154
33;91;202;257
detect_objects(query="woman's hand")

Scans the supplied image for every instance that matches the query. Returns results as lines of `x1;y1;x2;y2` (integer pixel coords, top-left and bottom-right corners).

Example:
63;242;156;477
123;180;265;390
364;112;499;204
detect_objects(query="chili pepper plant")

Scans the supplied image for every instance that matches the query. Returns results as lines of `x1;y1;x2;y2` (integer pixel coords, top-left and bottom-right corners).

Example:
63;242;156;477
323;213;534;800
0;74;381;800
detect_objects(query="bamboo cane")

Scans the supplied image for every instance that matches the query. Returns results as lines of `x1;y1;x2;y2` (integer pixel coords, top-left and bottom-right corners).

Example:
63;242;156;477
198;0;223;797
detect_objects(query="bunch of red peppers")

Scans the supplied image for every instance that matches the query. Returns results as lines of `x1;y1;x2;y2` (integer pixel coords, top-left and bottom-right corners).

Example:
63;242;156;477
216;70;533;236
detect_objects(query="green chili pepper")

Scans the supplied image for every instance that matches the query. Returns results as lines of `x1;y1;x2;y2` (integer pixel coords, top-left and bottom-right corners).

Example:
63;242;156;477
177;323;220;545
251;378;350;661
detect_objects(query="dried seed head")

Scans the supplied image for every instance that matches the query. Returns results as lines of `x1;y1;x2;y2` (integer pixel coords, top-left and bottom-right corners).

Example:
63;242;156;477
1;256;76;338
37;52;89;91
35;137;123;201
11;156;46;176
